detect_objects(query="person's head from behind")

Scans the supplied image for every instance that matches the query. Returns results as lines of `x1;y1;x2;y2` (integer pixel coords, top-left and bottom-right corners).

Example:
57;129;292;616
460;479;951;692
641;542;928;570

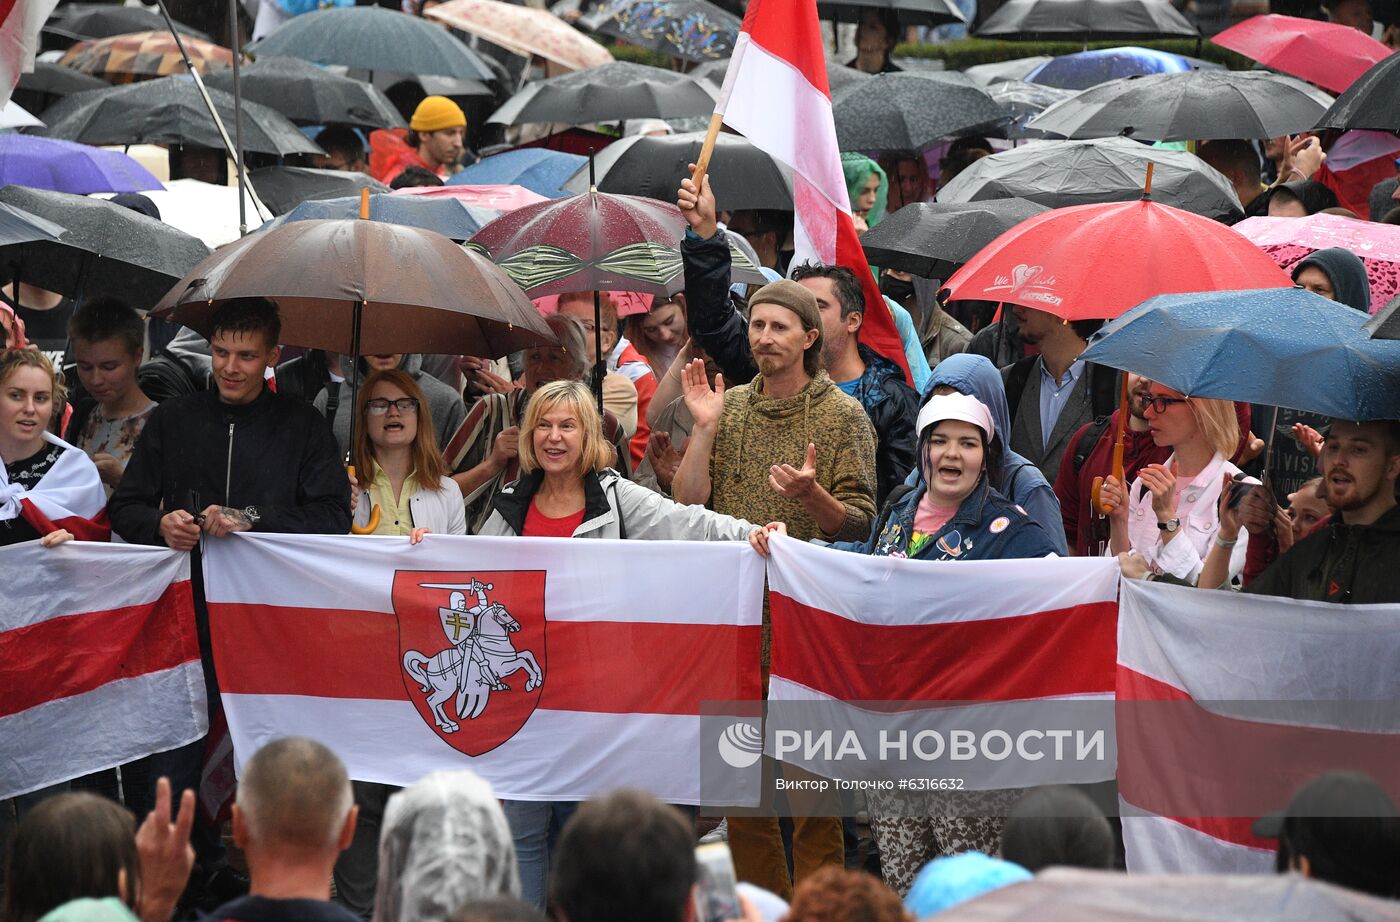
1197;140;1264;207
1000;785;1115;873
68;297;144;412
353;368;447;490
1327;0;1374;31
232;737;357;879
904;852;1031;918
854;7;900;65
2;792;140;922
556;292;618;364
449;898;547;922
519;380;611;481
746;279;822;380
1269;180;1339;218
1142;385;1239;458
1291;247;1371;313
1318;419;1400;521
917;393;1000;507
879;150;927;211
208;297;281;406
374;770;519;922
391;166;445;190
1256;771;1400;899
550;790;694;922
785;867;907;922
791;263;865;373
0;349;61;460
1286;476;1330;539
523;314;589;391
313;124;367;173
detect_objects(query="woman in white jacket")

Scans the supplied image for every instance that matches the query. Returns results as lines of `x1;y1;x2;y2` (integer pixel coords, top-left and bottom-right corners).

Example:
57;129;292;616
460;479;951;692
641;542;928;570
351;369;466;541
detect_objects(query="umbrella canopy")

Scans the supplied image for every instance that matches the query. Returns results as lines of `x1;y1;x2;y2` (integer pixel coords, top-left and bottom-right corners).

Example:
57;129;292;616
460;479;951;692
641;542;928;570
59;31;232;83
0;185;211;309
202;57;403;129
986;81;1074;138
0;101;43;129
975;0;1197;40
488;62;716;126
1027;70;1334;141
859;199;1050;279
817;0;967;27
249;166;390;217
963;56;1054;84
585;0;739;63
15;61;108;96
935;136;1244;222
1366;295;1400;340
563;130;793;211
264;193;499;242
943;198;1291;320
0;134;162;195
692;57;871;93
1025;46;1201;90
0;201;65;248
247;6;494;81
1211;14;1390;95
1233;213;1400;312
43;4;210;42
395;184;549;212
95;178;265;248
153;219;552;358
425;0;612;72
450;148;586;199
832;72;1009;151
1080;287;1400;420
1316;52;1400;133
39;76;324;157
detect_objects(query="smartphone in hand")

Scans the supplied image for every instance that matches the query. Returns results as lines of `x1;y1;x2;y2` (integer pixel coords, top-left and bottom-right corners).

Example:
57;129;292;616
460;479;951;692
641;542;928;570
694;843;741;922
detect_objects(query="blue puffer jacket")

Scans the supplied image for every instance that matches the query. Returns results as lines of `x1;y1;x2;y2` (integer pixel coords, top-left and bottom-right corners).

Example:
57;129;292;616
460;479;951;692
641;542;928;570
830;477;1059;561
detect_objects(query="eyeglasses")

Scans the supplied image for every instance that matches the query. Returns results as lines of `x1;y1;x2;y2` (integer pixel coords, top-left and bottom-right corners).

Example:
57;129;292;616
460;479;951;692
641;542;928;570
1144;396;1188;414
366;397;419;415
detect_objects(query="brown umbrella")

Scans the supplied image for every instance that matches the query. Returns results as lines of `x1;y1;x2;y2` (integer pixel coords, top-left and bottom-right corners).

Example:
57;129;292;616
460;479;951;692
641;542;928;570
59;30;232;84
152;218;554;359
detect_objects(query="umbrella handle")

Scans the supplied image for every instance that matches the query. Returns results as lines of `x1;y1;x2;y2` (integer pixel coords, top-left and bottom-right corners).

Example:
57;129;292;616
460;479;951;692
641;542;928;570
690;112;725;191
1091;374;1131;515
347;465;382;535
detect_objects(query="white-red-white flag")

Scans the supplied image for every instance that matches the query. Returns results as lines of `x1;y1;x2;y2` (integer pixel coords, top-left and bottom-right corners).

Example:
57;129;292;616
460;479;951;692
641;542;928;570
0;541;205;799
202;533;765;804
0;0;60;108
0;433;111;542
713;0;912;385
1117;579;1400;873
766;536;1120;788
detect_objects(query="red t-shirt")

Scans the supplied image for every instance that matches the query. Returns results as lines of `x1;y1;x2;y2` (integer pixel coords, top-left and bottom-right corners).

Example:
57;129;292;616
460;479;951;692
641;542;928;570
522;500;585;538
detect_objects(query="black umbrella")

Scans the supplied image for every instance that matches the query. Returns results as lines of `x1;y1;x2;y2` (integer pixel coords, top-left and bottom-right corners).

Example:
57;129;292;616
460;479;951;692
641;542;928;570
1364;294;1400;340
987;80;1074;138
204;56;404;129
0;201;65;248
249;166;391;217
1028;70;1334;141
43;3;211;42
562;130;793;210
1315;52;1400;132
691;57;871;93
817;0;967;27
488;62;716;126
975;0;1198;40
247;6;493;81
860;199;1050;278
585;0;740;63
15;61;107;98
0;185;211;310
832;72;1009;151
935;137;1243;221
38;76;323;157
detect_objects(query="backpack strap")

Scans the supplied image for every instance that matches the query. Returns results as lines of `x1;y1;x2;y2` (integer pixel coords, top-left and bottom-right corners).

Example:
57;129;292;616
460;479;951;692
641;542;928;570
1071;415;1115;475
1002;356;1036;423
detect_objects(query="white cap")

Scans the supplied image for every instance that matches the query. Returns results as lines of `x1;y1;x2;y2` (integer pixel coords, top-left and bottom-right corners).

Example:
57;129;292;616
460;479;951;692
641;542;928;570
916;392;996;441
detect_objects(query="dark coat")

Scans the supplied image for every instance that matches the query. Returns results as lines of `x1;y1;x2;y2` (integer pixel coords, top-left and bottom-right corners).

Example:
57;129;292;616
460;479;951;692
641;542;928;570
1246;505;1400;604
681;227;757;384
851;343;918;504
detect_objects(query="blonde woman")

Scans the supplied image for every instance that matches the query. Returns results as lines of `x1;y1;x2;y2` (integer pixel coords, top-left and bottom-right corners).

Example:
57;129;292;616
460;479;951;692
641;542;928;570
1100;384;1251;584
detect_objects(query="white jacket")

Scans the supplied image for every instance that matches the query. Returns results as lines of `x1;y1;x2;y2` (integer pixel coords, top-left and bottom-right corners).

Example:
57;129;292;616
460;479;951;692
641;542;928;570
353;474;467;536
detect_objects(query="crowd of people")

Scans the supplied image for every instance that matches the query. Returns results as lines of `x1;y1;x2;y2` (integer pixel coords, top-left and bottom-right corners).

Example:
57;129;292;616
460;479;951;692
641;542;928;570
5;0;1400;916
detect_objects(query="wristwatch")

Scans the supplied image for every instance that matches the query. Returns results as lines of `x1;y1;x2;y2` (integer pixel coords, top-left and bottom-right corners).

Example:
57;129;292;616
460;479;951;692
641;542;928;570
1157;518;1180;533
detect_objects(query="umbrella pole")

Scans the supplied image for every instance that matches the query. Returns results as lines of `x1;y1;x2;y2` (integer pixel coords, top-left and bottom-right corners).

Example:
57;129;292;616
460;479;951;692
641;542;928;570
227;0;249;238
588;153;605;415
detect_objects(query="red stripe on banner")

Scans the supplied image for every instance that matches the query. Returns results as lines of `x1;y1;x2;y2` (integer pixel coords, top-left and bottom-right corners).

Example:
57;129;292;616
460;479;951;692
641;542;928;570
836;211;912;386
0;581;199;718
1116;667;1400;850
0;0;19;33
209;603;762;714
738;0;831;98
770;593;1117;702
20;498;111;542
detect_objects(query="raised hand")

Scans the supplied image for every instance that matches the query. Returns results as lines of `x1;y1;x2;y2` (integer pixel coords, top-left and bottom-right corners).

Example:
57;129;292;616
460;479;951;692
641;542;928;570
681;358;725;430
135;776;195;922
677;163;718;239
769;442;818;500
646;430;684;490
1138;463;1177;523
1292;422;1324;460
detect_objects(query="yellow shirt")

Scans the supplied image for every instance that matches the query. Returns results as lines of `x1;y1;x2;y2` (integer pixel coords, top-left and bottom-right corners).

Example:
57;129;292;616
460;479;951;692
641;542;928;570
367;465;420;537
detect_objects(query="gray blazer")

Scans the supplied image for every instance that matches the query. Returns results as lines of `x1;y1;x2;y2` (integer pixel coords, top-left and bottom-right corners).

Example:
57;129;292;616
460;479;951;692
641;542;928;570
1006;358;1093;486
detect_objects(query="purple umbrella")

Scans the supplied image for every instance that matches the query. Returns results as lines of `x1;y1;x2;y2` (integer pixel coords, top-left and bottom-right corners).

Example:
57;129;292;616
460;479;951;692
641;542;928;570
0;135;162;196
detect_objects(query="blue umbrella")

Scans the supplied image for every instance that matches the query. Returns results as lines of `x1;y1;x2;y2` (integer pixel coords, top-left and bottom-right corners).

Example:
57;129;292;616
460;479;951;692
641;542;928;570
1081;287;1400;420
262;193;499;241
450;149;586;199
1026;46;1212;91
0;135;162;195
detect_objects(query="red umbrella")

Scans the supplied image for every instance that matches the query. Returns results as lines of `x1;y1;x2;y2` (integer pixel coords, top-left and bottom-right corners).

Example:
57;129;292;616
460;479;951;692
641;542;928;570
1211;14;1391;95
942;198;1293;321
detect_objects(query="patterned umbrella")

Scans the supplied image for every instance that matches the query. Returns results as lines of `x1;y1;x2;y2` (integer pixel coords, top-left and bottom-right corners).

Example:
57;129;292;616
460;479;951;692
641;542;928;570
1234;213;1400;313
59;31;232;84
425;0;613;72
0;135;162;195
583;0;739;63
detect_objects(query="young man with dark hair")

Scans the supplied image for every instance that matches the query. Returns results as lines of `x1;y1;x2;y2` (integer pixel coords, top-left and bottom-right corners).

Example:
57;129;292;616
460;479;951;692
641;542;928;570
66;297;155;495
792;262;917;504
313;125;368;174
550;791;696;922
